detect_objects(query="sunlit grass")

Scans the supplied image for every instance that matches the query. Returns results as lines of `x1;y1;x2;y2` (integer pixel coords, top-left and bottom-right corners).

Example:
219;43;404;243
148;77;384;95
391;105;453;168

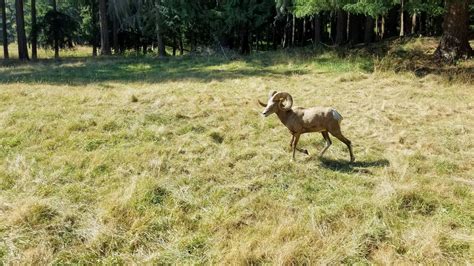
0;39;473;264
1;44;93;59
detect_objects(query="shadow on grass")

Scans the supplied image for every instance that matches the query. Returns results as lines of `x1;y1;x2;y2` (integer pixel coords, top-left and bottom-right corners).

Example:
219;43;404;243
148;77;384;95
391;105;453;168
0;56;306;85
319;157;390;174
0;49;372;86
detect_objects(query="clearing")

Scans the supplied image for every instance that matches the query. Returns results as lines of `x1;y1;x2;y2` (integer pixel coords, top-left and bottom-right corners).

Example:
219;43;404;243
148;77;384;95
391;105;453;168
0;40;473;264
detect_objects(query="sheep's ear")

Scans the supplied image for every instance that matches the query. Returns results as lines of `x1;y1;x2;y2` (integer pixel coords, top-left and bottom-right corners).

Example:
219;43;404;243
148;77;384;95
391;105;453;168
268;90;277;98
258;99;267;107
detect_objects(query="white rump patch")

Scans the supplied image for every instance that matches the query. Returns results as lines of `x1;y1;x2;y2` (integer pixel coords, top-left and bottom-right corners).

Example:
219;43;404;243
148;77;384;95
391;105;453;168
331;109;343;123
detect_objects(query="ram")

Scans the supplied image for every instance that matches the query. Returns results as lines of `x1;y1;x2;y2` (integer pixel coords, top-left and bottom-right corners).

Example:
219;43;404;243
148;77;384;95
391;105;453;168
258;91;355;162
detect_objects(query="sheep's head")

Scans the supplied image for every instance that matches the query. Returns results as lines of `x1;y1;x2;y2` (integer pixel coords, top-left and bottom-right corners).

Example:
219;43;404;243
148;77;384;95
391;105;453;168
258;91;293;117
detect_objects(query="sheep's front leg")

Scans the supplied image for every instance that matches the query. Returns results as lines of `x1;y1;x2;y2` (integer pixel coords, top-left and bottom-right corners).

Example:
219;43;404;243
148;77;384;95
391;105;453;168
290;134;308;155
289;135;295;150
292;133;301;160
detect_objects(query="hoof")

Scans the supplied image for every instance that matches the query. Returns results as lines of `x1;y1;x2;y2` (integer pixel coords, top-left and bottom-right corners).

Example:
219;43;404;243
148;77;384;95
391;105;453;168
350;157;355;163
303;150;309;155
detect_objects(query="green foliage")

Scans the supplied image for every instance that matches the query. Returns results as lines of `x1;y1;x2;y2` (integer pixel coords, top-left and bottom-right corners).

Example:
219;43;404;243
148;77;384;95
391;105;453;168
344;0;394;17
406;0;444;15
211;0;274;37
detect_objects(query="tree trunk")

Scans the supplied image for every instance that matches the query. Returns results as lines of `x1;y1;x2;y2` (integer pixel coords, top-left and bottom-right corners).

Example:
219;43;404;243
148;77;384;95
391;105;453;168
330;13;337;43
291;14;295;47
112;15;119;54
335;9;347;45
381;16;385;40
435;0;472;62
301;18;306;46
349;14;364;44
282;14;288;48
30;0;37;59
272;22;277;49
240;27;250;54
399;0;405;37
91;0;98;56
51;0;59;58
99;0;111;55
178;29;184;55
313;14;321;44
156;0;165;57
255;33;259;51
411;13;417;34
364;16;374;44
1;0;8;59
172;36;176;56
15;0;28;60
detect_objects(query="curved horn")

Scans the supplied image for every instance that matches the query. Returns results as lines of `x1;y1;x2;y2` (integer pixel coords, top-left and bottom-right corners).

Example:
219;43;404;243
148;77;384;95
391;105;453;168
272;92;293;111
258;99;267;107
268;90;277;99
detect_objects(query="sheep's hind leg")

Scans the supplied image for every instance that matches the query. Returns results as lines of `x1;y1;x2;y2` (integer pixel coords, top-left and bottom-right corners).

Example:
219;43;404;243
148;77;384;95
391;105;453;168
329;130;355;162
319;131;332;158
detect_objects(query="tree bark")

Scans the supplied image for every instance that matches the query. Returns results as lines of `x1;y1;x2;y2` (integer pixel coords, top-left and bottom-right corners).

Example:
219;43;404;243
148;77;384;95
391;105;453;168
1;0;8;59
313;14;321;44
31;0;37;59
15;0;28;60
282;14;288;48
99;0;111;55
156;0;165;57
364;16;374;44
112;15;119;54
330;13;337;43
178;28;184;55
335;9;347;45
380;16;385;40
240;27;250;54
172;36;176;56
301;18;306;46
411;13;417;34
51;0;59;58
91;0;98;56
400;0;404;37
435;0;472;62
349;14;364;44
291;14;295;47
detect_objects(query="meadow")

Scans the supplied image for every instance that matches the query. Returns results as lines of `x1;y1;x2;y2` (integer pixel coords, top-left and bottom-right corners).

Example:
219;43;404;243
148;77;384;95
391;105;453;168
0;39;473;264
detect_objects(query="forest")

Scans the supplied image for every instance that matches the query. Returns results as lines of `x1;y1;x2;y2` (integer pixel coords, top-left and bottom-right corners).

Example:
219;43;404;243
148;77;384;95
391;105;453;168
1;0;473;61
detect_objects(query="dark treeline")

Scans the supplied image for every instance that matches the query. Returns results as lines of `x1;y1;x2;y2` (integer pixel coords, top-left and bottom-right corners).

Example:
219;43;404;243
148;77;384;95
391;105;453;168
0;0;472;62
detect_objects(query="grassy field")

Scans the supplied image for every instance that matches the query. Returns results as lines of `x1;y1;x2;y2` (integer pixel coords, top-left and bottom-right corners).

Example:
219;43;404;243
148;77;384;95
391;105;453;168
0;39;473;264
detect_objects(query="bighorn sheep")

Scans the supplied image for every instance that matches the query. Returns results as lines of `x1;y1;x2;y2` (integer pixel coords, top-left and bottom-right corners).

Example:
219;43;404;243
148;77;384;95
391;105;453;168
258;91;355;162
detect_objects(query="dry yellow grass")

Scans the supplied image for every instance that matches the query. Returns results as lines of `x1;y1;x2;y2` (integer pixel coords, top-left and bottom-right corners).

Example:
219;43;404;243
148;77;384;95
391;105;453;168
0;42;473;264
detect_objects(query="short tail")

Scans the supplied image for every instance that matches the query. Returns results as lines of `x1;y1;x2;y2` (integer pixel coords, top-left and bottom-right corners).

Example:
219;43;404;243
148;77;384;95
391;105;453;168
331;109;343;124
